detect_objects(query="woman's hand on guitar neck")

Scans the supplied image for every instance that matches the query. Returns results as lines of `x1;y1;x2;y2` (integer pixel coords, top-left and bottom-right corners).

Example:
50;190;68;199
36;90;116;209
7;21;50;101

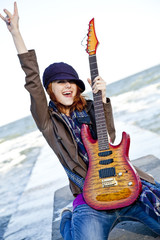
87;76;106;103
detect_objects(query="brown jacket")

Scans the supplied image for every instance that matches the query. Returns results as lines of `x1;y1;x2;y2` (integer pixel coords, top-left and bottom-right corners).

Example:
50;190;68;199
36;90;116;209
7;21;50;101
18;50;155;196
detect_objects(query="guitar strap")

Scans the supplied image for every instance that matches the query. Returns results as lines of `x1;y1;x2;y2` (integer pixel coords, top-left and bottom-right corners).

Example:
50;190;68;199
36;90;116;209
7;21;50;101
63;166;85;191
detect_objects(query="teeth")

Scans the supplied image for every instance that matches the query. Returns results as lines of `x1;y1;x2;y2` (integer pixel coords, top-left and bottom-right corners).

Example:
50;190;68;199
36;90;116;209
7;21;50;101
63;92;71;95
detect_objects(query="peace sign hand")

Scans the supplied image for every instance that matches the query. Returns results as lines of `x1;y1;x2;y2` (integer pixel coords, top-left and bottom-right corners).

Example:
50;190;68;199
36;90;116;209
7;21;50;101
0;2;19;35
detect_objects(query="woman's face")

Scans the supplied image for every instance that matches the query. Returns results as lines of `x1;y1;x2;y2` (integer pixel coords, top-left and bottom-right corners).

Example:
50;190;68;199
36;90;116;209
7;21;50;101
51;80;78;107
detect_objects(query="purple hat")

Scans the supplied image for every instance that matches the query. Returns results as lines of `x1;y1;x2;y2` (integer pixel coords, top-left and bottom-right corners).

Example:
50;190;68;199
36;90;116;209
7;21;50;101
43;62;85;92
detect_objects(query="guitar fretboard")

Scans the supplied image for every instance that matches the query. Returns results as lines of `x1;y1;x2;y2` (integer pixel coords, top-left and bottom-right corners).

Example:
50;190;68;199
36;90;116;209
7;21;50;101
89;54;109;150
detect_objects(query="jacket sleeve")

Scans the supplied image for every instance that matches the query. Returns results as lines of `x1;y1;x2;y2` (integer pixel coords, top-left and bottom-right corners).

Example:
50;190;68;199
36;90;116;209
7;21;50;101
18;50;50;131
103;98;116;143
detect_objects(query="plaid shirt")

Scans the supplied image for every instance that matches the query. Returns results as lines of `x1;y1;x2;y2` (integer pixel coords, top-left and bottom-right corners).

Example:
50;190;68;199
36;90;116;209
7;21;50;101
61;110;89;164
139;180;160;223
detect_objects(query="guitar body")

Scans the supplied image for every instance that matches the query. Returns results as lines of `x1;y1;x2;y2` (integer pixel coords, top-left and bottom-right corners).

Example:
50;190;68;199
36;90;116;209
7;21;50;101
82;124;142;210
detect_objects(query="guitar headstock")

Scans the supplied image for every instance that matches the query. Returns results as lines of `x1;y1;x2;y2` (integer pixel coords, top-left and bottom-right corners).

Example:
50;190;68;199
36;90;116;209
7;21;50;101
86;18;99;56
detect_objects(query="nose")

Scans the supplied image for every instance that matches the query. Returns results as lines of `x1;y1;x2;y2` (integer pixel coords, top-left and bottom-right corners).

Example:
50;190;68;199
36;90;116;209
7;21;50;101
65;81;71;88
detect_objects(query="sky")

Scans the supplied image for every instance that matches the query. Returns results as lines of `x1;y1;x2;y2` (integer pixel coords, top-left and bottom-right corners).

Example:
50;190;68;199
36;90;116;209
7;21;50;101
0;0;160;126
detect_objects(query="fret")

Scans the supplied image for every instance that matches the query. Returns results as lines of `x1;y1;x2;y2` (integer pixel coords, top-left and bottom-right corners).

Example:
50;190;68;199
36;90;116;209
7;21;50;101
97;125;107;130
94;104;103;107
95;110;103;114
96;122;107;127
89;55;99;82
94;108;104;113
90;64;97;69
98;136;109;141
95;106;103;110
94;106;104;110
98;137;108;141
91;74;98;80
95;119;106;124
97;131;107;135
95;113;104;116
95;116;104;120
94;100;103;104
91;68;98;72
89;54;97;62
97;130;107;136
96;119;106;125
89;54;109;151
98;142;109;146
94;98;102;103
99;144;109;149
99;143;109;148
95;111;106;118
94;95;102;101
95;113;105;117
98;140;109;145
99;145;109;150
94;101;102;105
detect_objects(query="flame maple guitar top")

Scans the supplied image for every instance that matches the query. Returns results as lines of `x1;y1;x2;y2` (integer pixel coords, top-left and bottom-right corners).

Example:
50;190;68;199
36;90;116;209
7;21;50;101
82;124;142;210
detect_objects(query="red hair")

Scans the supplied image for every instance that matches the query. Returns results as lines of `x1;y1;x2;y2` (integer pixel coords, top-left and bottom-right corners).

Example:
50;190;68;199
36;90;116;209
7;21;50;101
47;82;87;114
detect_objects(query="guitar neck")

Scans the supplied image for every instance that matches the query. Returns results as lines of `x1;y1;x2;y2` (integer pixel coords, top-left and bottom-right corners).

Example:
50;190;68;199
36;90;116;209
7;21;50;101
89;54;109;150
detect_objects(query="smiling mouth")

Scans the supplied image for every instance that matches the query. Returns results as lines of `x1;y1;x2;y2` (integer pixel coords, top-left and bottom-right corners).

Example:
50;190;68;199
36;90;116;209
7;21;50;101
63;92;72;96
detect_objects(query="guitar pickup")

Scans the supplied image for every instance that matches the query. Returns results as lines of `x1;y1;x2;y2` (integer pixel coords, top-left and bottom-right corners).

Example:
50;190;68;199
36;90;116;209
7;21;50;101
99;167;116;178
98;151;112;157
102;178;117;188
99;159;113;165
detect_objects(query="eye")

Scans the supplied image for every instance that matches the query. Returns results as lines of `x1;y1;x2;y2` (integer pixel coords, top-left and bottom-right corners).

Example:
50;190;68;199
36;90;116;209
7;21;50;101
69;80;75;84
56;80;64;84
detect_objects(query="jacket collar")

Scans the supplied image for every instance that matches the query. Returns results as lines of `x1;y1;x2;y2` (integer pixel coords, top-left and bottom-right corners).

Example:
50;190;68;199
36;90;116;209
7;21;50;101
48;99;93;114
85;99;93;112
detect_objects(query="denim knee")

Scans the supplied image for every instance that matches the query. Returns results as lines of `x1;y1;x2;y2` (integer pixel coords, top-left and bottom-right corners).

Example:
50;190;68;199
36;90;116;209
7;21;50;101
60;210;72;238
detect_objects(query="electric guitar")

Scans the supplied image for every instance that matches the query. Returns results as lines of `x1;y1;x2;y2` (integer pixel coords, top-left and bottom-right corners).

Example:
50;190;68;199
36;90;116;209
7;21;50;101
82;18;142;210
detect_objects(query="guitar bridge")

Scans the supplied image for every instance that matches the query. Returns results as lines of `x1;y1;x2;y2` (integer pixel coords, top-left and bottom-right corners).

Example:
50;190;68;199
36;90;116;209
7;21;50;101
102;178;117;188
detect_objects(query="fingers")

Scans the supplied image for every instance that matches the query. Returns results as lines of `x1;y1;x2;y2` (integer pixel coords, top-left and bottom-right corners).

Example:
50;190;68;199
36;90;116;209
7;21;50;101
3;9;12;18
87;78;92;86
0;8;12;25
87;76;106;93
0;11;8;22
0;2;19;30
0;13;5;21
92;76;106;94
0;13;11;26
0;2;18;23
14;2;18;15
87;76;106;103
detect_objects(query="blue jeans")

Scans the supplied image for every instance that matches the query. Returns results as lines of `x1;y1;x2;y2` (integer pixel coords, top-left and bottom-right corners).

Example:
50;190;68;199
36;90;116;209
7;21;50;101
60;182;160;240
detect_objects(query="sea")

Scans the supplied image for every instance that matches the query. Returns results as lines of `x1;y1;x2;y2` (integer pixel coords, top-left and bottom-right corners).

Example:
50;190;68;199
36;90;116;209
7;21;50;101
0;64;160;238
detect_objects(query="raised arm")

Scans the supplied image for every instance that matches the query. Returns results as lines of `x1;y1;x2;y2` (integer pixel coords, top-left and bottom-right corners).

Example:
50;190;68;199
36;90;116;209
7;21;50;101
0;2;27;54
1;2;51;131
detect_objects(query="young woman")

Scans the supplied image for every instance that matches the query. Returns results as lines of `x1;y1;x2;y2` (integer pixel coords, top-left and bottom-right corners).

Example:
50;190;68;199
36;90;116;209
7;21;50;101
1;3;160;240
